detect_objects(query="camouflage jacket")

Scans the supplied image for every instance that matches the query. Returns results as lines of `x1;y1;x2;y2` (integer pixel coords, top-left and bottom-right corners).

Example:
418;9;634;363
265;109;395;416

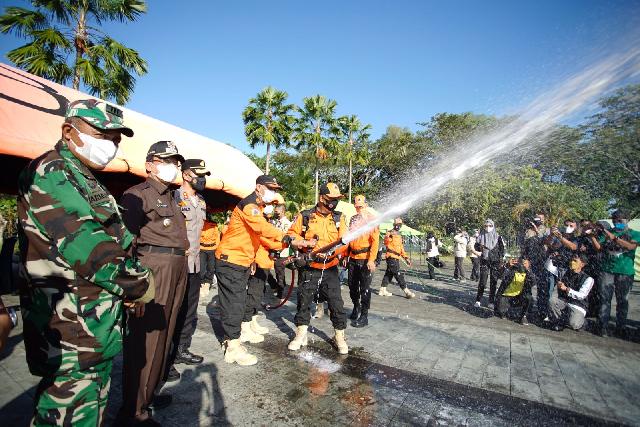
17;140;151;377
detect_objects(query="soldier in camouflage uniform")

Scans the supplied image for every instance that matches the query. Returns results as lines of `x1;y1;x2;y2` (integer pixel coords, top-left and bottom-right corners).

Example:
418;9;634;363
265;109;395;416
17;99;155;426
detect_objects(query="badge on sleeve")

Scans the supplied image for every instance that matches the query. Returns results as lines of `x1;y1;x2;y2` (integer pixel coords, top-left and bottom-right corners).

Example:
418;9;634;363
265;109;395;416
163;218;172;227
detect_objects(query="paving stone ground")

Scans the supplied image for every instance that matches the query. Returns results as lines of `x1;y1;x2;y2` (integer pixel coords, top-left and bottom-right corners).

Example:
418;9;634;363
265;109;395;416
1;257;639;426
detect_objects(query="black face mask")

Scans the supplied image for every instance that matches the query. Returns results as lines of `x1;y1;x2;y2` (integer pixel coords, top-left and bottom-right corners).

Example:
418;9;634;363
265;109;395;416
191;176;206;192
324;199;338;211
393;224;402;231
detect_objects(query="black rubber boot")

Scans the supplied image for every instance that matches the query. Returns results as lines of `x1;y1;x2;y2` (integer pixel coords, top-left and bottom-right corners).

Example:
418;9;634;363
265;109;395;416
349;305;360;320
166;365;180;382
175;344;204;365
354;311;368;328
150;393;172;410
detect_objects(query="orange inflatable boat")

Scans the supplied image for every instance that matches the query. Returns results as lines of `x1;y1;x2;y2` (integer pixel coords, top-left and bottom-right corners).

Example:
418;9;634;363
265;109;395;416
0;63;261;209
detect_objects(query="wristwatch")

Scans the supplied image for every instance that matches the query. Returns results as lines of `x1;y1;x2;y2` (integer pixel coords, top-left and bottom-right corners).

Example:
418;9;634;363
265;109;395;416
3;306;18;329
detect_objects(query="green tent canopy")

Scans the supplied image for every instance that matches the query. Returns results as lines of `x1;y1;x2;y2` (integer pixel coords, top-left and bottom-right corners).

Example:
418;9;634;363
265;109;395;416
335;200;423;237
378;221;424;236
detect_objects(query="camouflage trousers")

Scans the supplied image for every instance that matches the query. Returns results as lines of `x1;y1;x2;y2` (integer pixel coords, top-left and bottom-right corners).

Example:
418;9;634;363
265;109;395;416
32;360;112;427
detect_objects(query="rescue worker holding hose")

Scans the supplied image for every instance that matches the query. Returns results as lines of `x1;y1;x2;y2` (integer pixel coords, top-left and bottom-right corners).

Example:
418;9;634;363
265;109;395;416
240;200;286;344
287;183;349;354
379;218;416;299
346;195;379;328
215;175;309;366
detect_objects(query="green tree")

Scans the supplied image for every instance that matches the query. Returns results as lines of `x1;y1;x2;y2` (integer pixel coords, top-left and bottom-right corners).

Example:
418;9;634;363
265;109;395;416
294;95;341;203
337;114;371;203
0;0;148;104
242;86;295;174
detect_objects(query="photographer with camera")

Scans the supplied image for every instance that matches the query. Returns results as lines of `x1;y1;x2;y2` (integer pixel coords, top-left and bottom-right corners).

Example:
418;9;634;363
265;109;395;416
577;219;602;316
494;257;536;325
590;210;639;337
520;211;549;306
539;219;578;321
549;253;593;331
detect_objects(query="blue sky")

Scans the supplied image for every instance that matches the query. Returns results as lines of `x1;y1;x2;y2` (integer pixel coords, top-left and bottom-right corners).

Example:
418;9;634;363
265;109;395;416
1;0;638;154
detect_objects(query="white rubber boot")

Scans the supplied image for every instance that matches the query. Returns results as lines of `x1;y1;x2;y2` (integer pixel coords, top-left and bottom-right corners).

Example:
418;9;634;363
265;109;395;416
403;288;416;299
224;339;257;366
313;302;326;319
379;287;391;296
250;315;269;335
240;321;264;343
334;329;349;354
288;325;308;351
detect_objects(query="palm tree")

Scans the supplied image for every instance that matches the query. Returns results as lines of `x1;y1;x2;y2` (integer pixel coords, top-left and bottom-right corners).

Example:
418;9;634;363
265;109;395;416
0;0;148;104
294;95;341;203
338;115;371;203
242;86;295;174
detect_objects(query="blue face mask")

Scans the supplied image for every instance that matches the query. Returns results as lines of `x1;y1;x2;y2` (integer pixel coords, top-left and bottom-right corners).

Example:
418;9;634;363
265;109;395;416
614;222;626;231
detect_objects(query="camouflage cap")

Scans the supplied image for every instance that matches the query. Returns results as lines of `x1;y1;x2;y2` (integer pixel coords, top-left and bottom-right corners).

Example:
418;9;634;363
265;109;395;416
65;99;134;137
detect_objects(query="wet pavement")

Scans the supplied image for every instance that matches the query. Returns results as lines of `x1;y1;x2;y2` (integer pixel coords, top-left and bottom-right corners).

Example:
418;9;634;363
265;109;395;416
1;258;639;426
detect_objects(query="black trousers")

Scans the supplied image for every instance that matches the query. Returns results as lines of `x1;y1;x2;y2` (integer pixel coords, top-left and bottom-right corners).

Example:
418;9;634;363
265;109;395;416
381;258;407;289
174;272;201;348
348;259;372;311
274;258;288;298
476;258;501;303
295;266;346;329
199;250;216;283
244;268;268;322
427;257;438;279
495;293;531;320
454;257;466;279
216;259;251;340
470;257;480;280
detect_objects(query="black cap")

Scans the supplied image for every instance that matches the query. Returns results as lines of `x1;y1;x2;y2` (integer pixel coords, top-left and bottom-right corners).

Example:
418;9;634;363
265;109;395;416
612;209;627;220
319;182;343;198
146;141;185;163
256;175;282;190
181;159;211;175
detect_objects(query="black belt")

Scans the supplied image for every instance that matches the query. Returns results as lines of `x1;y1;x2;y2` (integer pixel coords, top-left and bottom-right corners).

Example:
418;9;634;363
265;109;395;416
387;248;402;257
200;243;217;248
138;244;186;256
351;246;371;255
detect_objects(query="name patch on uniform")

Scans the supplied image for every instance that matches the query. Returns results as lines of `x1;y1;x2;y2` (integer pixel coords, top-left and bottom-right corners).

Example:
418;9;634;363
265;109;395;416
156;199;168;208
88;190;110;206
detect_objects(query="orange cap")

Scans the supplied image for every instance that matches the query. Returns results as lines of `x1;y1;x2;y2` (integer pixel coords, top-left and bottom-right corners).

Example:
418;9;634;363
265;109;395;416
319;182;343;198
354;194;367;207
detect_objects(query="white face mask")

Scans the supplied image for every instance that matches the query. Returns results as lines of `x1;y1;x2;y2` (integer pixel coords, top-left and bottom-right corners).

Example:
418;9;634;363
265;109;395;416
485;226;494;232
69;126;118;167
262;188;276;203
263;204;274;215
155;162;179;183
565;225;575;234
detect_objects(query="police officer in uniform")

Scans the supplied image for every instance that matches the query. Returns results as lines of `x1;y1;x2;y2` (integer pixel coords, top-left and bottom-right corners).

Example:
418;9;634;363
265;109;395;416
17;100;154;425
168;159;210;371
118;141;189;425
287;183;350;354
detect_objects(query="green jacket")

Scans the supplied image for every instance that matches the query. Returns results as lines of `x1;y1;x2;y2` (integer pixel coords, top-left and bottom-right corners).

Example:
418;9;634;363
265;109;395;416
17;141;151;377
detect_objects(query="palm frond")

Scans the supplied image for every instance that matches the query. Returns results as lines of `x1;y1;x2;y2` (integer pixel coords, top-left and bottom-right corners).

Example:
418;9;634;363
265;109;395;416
0;6;48;36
